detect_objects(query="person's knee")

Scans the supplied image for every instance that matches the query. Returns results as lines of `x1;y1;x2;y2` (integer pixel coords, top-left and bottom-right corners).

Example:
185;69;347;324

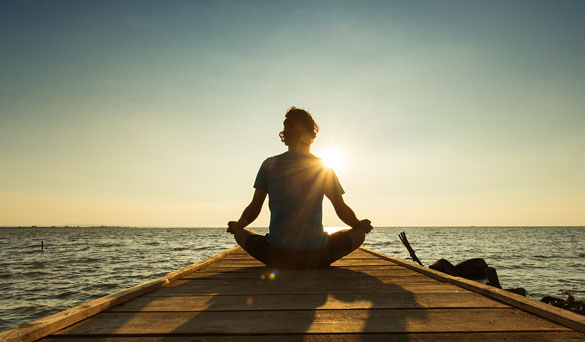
349;228;365;250
234;229;249;248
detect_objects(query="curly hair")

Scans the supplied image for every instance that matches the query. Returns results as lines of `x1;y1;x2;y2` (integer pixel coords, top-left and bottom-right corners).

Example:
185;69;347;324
279;107;319;146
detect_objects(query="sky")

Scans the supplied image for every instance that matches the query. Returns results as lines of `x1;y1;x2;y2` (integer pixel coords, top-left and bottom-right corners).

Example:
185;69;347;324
1;1;584;227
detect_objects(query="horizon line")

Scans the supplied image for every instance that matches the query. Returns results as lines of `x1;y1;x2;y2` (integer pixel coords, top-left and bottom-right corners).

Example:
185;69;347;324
1;225;583;229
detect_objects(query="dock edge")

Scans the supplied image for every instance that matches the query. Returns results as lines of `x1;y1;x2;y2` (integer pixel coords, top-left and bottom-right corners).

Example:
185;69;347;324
360;246;585;334
0;246;240;342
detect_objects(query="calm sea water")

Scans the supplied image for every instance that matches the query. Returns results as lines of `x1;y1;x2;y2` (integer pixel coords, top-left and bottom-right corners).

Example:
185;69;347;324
1;226;584;332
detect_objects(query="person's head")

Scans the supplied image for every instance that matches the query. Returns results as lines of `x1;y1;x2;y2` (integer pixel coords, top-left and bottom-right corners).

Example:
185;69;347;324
279;107;319;147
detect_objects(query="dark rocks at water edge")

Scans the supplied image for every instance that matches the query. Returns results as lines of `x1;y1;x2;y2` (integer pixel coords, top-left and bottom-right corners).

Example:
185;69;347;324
541;294;585;316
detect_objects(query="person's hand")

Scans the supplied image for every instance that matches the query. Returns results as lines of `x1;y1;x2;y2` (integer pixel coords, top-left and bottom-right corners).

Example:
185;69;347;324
226;221;241;234
358;219;373;234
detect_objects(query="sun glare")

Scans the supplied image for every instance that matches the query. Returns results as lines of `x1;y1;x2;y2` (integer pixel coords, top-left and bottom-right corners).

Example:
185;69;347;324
319;147;344;172
324;227;347;234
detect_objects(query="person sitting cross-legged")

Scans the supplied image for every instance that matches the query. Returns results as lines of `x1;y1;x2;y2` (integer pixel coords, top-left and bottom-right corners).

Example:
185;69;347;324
227;106;373;269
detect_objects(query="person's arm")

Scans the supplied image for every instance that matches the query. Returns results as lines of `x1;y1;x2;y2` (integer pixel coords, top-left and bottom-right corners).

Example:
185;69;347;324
227;188;267;234
326;193;373;234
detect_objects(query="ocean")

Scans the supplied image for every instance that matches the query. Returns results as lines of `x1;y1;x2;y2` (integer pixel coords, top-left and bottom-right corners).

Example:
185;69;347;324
1;226;584;333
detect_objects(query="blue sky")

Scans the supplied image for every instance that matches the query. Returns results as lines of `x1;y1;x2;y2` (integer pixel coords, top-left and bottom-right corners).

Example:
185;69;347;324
1;1;584;226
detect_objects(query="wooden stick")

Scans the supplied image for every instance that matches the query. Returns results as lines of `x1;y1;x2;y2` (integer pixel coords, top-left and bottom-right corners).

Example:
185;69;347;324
398;231;423;266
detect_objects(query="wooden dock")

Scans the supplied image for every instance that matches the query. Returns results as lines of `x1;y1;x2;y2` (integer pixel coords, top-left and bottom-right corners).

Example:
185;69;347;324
2;246;585;341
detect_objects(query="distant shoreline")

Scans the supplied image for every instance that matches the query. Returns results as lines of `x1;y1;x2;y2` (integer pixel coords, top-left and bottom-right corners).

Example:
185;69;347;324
1;225;584;229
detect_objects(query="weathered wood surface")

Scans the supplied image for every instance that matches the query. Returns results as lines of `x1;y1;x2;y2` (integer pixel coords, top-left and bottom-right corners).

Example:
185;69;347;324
108;292;509;311
10;246;585;341
0;247;240;342
361;247;585;334
214;258;398;266
49;309;569;335
41;332;585;342
145;280;465;296
184;266;422;279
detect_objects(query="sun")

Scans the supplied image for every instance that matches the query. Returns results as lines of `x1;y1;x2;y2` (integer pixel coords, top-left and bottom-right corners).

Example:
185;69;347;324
324;226;347;234
319;147;344;172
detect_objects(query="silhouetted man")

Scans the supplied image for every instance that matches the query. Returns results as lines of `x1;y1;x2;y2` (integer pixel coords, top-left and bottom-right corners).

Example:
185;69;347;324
228;107;373;268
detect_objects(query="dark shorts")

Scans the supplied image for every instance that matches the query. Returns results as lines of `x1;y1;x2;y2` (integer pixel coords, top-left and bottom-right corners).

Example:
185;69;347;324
244;230;355;269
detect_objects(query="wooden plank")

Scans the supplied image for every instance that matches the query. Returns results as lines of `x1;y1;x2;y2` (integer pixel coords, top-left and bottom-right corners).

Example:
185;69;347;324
0;247;240;342
146;284;468;296
330;258;397;266
197;264;403;274
53;308;570;336
221;252;379;260
107;292;509;312
361;247;585;334
209;258;398;267
41;331;585;342
167;272;444;288
184;264;429;279
147;277;463;296
222;255;383;261
169;275;444;288
183;268;432;279
228;248;374;258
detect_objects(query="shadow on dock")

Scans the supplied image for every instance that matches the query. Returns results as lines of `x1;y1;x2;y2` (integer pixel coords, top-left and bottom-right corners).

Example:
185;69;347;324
58;265;427;341
43;248;584;341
